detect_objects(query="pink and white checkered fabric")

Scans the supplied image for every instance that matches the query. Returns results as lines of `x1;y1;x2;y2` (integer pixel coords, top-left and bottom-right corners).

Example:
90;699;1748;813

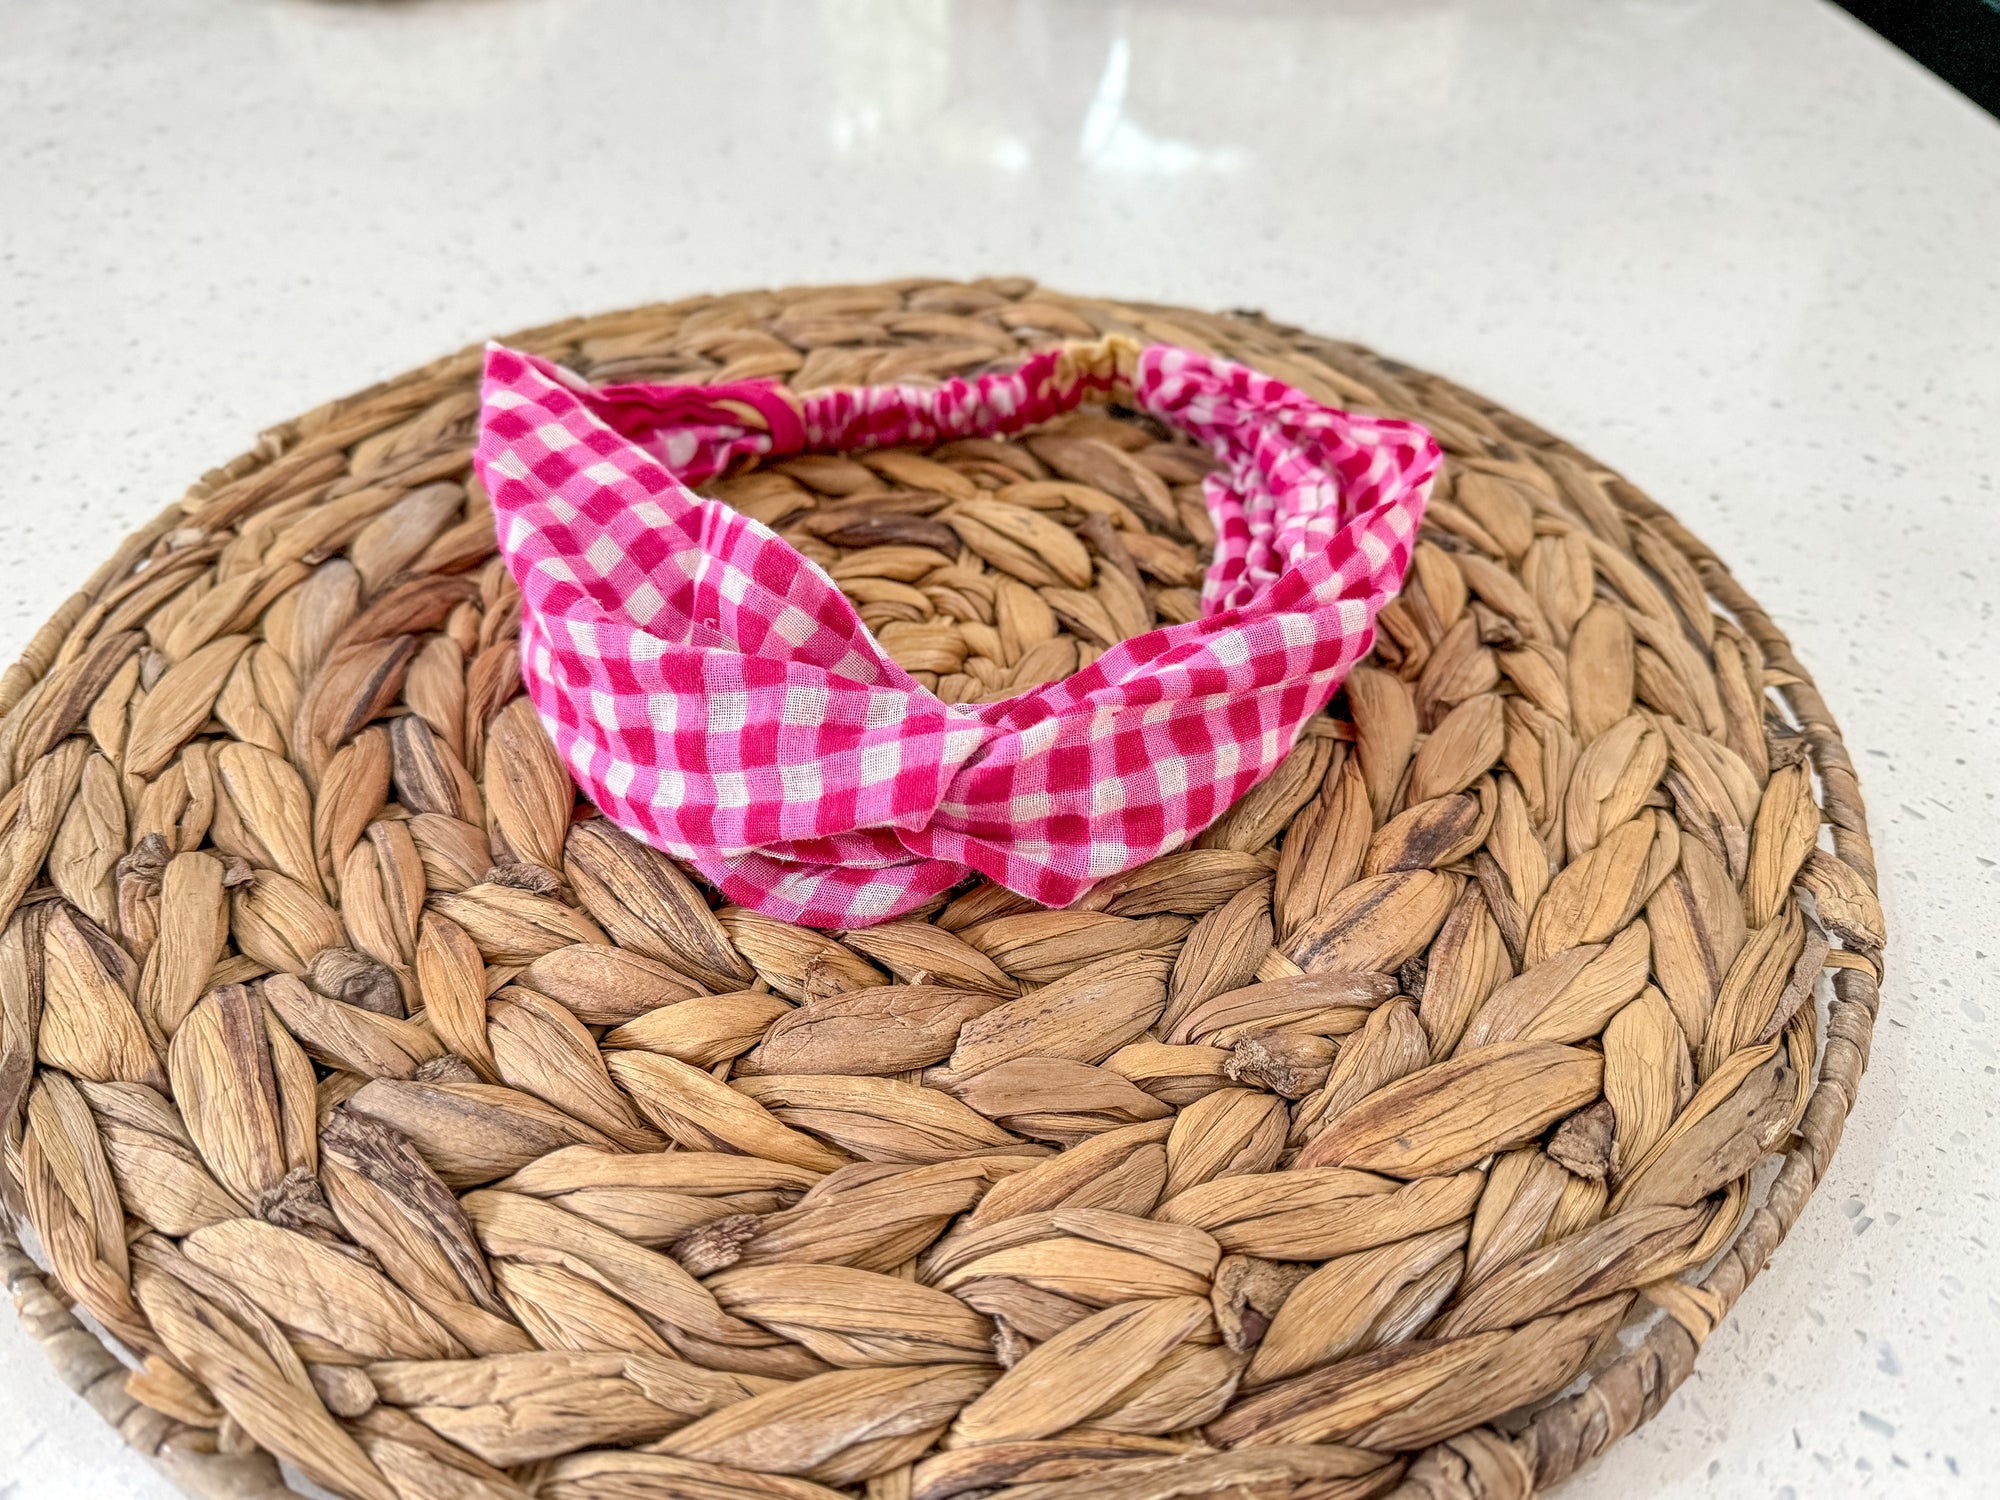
475;336;1439;928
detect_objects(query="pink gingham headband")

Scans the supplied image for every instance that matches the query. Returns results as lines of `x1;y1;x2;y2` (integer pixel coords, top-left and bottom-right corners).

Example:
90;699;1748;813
474;336;1439;928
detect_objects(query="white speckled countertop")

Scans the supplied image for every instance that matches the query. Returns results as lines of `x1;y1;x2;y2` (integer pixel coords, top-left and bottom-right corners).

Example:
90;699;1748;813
2;1;1996;1496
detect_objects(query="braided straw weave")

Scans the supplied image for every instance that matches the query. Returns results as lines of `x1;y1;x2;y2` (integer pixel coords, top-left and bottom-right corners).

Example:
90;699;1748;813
0;283;1883;1500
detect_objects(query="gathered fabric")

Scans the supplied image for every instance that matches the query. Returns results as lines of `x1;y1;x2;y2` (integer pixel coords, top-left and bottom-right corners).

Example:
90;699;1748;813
473;335;1438;928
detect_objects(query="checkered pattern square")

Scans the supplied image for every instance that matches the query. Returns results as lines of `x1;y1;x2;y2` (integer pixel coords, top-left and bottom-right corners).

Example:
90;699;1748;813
474;336;1438;927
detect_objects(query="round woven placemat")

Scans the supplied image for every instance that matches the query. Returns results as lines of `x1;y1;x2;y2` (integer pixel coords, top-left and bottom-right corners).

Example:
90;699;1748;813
0;282;1883;1500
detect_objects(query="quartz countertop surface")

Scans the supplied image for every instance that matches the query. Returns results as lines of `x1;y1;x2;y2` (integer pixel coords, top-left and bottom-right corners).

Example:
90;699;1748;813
3;2;1997;1496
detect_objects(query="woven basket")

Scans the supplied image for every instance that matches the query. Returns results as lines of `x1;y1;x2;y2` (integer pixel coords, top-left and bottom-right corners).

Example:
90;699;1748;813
0;282;1883;1500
